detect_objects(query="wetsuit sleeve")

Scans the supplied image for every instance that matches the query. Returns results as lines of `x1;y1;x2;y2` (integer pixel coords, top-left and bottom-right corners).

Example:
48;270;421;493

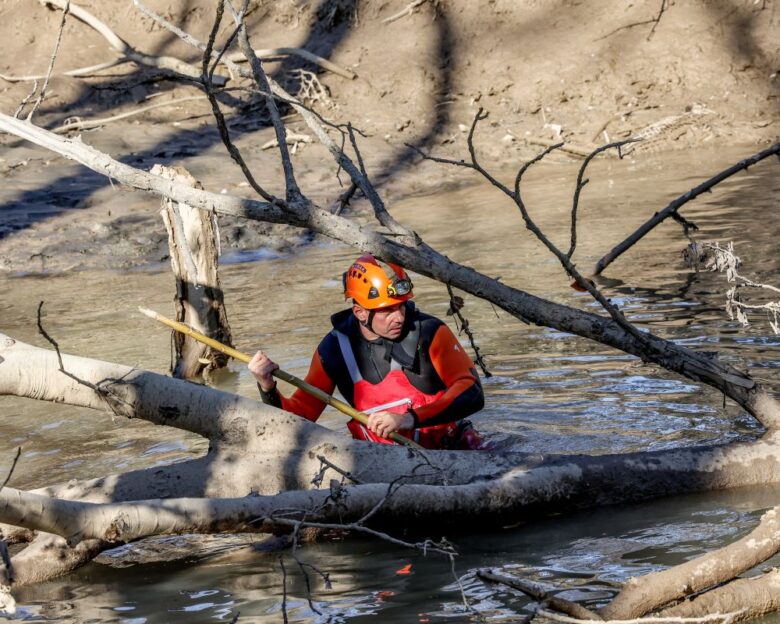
258;350;335;423
412;324;484;426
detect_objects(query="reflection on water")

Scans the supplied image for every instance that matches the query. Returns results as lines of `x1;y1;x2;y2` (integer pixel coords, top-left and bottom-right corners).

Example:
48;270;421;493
1;147;780;621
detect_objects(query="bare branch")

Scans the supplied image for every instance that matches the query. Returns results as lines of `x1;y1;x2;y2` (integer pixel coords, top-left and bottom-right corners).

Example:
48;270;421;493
329;182;358;215
0;448;20;592
41;0;226;85
594;142;780;275
509;143;652;346
279;555;290;624
477;568;602;620
0;58;124;82
134;0;410;237
200;0;276;203
0;450;20;492
53;95;209;134
567;139;639;260
383;0;429;24
411;108;517;199
596;0;670;42
225;47;356;80
26;0;70;122
13;80;38;120
446;284;492;377
227;3;303;204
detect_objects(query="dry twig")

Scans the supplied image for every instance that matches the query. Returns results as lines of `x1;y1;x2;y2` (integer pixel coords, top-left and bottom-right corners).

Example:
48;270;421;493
26;0;70;122
226;47;356;80
568;139;639;260
52;95;209;133
596;0;671;41
446;284;492;377
383;0;429;23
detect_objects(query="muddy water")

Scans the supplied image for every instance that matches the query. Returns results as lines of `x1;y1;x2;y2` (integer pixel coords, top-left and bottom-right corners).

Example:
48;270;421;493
2;146;780;622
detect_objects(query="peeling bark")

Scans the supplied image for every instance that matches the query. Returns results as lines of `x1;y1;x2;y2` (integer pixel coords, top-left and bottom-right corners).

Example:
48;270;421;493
155;164;233;380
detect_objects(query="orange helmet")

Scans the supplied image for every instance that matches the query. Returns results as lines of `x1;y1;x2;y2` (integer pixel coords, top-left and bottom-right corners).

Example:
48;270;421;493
343;255;414;309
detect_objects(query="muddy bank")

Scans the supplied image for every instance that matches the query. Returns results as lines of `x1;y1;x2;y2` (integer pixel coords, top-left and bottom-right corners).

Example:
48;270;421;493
0;0;776;272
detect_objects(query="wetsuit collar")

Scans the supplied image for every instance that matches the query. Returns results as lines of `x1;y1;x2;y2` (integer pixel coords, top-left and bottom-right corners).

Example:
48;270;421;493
330;302;420;370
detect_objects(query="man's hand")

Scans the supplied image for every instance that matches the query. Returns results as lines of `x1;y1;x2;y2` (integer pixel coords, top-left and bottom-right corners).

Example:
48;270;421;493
367;410;414;439
248;350;279;391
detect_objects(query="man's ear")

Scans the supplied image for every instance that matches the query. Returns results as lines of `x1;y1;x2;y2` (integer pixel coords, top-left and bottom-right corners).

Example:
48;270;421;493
352;304;368;322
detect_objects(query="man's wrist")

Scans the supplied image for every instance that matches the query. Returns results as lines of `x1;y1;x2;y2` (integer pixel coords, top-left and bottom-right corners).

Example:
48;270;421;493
406;407;419;428
257;381;282;409
258;380;277;393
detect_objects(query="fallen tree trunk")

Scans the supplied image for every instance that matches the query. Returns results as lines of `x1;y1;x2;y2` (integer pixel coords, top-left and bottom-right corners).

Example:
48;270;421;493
3;332;780;589
601;506;780;619
0;115;777;432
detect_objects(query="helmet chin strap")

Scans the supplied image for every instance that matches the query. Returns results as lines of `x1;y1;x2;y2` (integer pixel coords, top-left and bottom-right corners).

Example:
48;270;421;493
360;309;376;333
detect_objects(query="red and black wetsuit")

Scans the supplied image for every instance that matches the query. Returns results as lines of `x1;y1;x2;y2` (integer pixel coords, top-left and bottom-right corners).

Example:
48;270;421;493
258;302;484;449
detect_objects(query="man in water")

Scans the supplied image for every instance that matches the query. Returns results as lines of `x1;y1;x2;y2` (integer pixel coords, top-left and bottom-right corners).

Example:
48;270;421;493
248;255;485;449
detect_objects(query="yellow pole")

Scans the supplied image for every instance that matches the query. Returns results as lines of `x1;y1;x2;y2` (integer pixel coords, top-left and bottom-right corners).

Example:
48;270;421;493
139;307;423;450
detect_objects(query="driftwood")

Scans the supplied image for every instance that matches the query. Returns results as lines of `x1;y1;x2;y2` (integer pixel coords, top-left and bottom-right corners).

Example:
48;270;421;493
53;95;208;133
225;47;356;80
39;0;229;86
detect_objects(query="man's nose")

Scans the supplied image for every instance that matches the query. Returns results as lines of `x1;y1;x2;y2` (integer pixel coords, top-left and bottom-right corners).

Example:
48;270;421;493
389;308;404;322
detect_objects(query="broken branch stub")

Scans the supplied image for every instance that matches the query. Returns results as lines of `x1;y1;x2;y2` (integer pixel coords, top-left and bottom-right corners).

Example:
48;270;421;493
153;164;233;379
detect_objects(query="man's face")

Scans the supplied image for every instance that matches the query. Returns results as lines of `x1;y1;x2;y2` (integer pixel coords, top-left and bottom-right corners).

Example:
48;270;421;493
354;302;406;339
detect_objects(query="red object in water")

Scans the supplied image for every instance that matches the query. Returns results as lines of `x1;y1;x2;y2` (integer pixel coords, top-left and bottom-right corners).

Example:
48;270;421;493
395;563;413;575
570;276;596;292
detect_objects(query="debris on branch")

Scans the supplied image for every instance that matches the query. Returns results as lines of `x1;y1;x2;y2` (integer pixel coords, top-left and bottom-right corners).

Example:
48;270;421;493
683;241;780;334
